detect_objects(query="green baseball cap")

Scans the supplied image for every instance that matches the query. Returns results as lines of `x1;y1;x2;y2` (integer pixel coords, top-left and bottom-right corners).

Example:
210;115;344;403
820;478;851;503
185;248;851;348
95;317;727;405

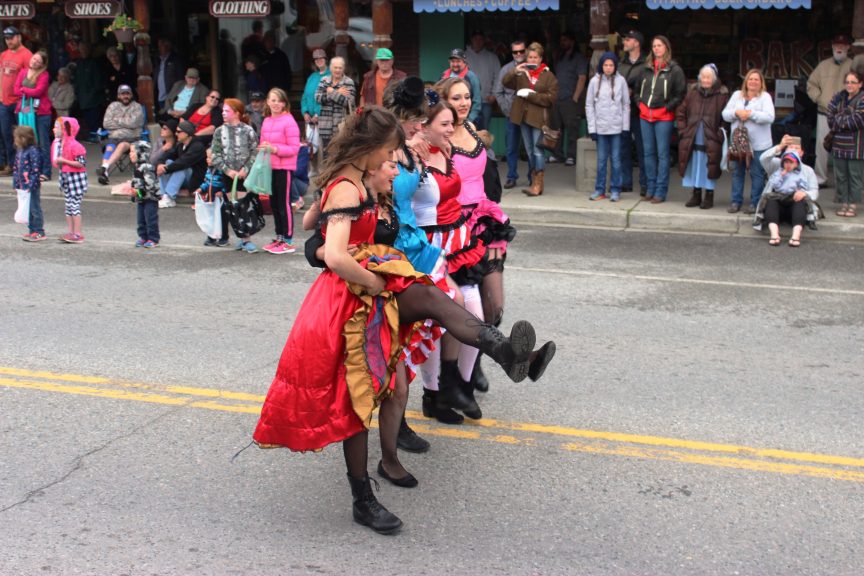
375;48;394;60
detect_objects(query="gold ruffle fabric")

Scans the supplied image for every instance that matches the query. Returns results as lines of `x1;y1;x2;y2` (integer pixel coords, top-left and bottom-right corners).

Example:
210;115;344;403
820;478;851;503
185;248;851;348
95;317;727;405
342;244;430;427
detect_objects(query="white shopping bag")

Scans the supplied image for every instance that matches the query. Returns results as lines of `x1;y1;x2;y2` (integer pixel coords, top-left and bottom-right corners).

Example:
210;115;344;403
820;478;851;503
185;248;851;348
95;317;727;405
305;123;320;154
14;189;30;224
194;192;223;238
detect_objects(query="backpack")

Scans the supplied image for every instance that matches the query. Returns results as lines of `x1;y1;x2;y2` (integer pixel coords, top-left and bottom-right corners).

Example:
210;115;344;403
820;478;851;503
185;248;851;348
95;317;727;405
728;125;753;165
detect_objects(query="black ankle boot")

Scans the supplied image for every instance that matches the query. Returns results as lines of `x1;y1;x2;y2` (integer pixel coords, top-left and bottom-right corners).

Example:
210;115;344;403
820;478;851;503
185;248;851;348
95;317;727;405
397;417;430;453
685;188;702;208
422;389;464;424
471;356;489;393
476;320;535;383
459;375;483;419
528;341;557;381
347;473;402;534
437;360;481;416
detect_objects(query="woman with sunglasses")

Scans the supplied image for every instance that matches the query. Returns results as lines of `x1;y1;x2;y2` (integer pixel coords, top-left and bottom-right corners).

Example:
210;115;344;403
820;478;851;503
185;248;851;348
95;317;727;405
182;90;224;146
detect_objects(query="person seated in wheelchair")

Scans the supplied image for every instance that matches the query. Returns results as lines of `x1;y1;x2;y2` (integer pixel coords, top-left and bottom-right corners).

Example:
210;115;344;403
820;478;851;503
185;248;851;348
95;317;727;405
97;85;144;185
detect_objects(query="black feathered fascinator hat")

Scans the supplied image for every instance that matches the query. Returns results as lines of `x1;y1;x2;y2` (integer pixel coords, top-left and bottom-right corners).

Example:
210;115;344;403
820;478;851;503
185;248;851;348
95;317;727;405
384;76;431;120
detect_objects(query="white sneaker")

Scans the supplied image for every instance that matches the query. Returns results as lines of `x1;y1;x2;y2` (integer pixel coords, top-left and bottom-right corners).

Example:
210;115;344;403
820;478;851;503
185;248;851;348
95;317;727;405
158;196;176;208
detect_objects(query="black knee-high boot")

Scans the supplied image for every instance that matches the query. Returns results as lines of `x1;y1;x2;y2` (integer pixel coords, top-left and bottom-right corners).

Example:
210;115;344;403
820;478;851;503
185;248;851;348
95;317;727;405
347;473;402;534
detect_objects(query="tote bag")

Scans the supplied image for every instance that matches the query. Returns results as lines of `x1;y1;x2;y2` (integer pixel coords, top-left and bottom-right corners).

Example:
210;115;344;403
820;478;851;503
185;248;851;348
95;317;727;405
244;150;272;194
194;192;223;238
226;177;266;238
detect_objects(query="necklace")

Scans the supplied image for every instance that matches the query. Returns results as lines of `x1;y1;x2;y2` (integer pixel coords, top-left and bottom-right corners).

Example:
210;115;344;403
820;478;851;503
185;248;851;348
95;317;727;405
350;162;365;173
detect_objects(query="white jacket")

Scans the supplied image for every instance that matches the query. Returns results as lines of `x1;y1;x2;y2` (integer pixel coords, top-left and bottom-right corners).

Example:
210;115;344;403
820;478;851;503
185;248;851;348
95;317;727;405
722;90;775;152
585;73;630;135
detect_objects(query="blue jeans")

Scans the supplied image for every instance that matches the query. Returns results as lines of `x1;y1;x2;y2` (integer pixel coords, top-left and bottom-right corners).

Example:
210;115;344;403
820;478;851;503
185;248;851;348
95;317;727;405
28;186;44;234
505;120;524;180
595;133;623;194
730;148;769;207
476;102;493;131
521;124;545;171
0;102;17;166
136;199;160;242
620;110;646;191
158;160;192;199
36;114;52;179
640;119;674;200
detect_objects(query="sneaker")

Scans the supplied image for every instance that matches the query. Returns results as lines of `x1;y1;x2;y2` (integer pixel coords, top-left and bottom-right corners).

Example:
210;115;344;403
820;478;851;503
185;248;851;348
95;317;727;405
97;166;110;185
23;232;46;242
610;192;621;202
216;238;230;247
742;205;756;215
235;240;246;251
158;196;176;208
291;197;305;211
267;241;295;254
565;157;575;166
282;241;296;254
135;238;147;247
262;240;280;252
243;241;258;254
547;155;560;163
589;192;607;201
204;237;218;247
67;233;84;244
142;240;158;248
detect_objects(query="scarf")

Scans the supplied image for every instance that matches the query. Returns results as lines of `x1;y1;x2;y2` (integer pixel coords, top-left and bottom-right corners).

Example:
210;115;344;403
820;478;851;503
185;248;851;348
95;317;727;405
527;63;548;86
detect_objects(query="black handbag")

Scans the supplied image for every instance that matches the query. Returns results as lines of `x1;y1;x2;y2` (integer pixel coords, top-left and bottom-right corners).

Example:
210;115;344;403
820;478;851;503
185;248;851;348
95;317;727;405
225;177;265;238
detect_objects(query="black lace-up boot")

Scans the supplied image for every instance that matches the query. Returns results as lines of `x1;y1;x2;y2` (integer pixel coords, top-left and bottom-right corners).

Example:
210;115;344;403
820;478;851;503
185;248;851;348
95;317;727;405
475;320;536;383
347;473;402;534
437;360;481;416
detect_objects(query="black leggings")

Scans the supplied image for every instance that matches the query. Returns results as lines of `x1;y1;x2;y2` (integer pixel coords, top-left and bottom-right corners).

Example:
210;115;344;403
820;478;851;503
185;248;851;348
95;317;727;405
764;197;807;227
271;169;294;240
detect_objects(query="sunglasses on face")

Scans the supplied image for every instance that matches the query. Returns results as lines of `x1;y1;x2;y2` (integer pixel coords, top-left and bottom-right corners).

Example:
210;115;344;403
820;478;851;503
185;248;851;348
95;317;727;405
512;49;526;54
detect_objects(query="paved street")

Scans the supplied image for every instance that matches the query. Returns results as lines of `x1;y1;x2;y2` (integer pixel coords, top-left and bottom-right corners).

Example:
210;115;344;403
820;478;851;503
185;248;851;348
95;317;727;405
1;194;863;576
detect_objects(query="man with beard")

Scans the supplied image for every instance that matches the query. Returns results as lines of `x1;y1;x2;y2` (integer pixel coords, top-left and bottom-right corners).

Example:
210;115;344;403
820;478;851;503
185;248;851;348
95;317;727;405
495;39;529;189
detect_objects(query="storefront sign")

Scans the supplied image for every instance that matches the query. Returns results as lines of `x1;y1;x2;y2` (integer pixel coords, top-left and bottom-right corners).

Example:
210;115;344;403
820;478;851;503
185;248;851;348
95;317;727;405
647;0;810;8
738;38;830;79
0;1;34;19
209;0;271;18
413;0;559;12
65;0;122;19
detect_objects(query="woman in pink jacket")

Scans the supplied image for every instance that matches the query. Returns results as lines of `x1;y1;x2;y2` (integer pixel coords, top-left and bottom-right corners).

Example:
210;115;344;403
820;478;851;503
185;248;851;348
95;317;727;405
259;88;301;254
15;50;52;180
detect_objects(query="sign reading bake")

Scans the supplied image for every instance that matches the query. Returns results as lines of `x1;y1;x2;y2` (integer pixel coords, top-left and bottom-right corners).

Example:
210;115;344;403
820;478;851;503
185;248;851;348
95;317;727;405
209;0;271;18
65;0;122;19
0;1;35;19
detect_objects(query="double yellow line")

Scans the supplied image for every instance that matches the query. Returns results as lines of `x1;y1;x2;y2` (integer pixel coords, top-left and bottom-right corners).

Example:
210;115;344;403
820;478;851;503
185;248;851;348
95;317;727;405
3;366;864;483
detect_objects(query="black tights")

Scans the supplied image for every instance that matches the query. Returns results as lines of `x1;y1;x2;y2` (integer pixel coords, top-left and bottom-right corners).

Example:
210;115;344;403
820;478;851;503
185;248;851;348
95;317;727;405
481;269;505;327
396;283;488;347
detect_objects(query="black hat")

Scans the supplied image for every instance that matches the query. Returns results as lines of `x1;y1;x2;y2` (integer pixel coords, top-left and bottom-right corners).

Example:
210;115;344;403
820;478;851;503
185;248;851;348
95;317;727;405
250;91;266;101
3;26;20;37
449;48;467;61
391;76;426;109
623;30;644;45
160;118;179;133
177;120;196;136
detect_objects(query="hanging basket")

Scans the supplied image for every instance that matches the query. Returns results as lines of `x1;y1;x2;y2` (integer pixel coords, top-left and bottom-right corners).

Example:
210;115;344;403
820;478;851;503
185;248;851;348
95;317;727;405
112;28;135;44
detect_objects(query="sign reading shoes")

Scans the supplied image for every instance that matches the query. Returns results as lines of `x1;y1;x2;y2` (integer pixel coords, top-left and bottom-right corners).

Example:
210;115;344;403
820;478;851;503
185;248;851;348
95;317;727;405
65;0;122;19
209;0;271;18
0;1;34;19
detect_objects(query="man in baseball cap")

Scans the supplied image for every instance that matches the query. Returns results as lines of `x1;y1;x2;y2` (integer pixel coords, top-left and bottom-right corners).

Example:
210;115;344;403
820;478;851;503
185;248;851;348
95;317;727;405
0;24;32;174
619;29;649;194
157;119;207;208
302;48;331;127
97;82;144;185
441;47;481;123
359;47;406;107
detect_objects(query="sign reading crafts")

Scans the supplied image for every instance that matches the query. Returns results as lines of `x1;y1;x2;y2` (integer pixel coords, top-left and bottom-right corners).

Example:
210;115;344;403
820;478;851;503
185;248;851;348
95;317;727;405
413;0;558;12
210;0;271;18
0;0;34;19
65;0;122;19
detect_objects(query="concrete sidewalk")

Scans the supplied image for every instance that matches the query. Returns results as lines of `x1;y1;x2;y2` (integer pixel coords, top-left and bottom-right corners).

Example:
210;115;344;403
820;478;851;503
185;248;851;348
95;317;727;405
13;138;864;243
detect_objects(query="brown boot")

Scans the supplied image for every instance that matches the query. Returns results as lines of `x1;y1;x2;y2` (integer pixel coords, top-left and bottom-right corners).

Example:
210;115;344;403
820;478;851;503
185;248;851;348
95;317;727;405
522;170;544;196
685;188;701;208
521;170;536;196
700;191;714;210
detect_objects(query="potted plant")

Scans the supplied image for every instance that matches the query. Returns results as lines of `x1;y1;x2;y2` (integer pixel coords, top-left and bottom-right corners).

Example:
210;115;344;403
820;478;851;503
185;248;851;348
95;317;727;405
103;14;140;47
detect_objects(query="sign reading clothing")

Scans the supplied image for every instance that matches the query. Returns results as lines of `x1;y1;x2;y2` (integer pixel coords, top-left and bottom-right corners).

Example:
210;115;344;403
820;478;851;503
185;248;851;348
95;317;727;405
413;0;559;12
646;0;810;8
209;0;271;17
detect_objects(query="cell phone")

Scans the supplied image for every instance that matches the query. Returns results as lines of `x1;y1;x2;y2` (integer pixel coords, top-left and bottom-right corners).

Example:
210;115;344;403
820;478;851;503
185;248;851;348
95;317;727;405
787;136;802;146
524;64;538;71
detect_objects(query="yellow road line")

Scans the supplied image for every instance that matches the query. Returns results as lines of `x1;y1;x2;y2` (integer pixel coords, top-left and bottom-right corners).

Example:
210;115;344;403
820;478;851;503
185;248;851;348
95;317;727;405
3;368;864;482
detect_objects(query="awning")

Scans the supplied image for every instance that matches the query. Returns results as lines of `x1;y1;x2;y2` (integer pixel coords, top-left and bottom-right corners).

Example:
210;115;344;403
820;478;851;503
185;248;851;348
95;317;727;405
646;0;810;9
413;0;559;13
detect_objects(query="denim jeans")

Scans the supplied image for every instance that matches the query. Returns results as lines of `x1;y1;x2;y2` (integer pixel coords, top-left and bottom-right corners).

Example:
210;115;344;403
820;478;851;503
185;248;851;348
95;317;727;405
730;148;769;207
28;186;44;234
158;160;192;199
640;119;674;200
0;102;17;166
136;199;160;242
36;114;52;179
505;120;524;180
595;133;623;194
521;124;545;171
476;102;493;131
620;110;647;191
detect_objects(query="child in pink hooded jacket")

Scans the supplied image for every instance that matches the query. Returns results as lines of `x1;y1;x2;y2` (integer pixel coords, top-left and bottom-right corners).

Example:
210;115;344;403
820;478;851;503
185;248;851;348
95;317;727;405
51;116;88;243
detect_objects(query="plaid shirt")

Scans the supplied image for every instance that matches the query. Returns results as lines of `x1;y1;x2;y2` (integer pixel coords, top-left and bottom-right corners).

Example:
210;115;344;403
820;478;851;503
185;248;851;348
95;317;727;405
314;76;356;142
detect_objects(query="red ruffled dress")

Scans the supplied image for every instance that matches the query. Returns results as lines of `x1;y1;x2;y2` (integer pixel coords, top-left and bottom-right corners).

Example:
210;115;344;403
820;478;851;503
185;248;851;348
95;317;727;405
253;178;429;452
